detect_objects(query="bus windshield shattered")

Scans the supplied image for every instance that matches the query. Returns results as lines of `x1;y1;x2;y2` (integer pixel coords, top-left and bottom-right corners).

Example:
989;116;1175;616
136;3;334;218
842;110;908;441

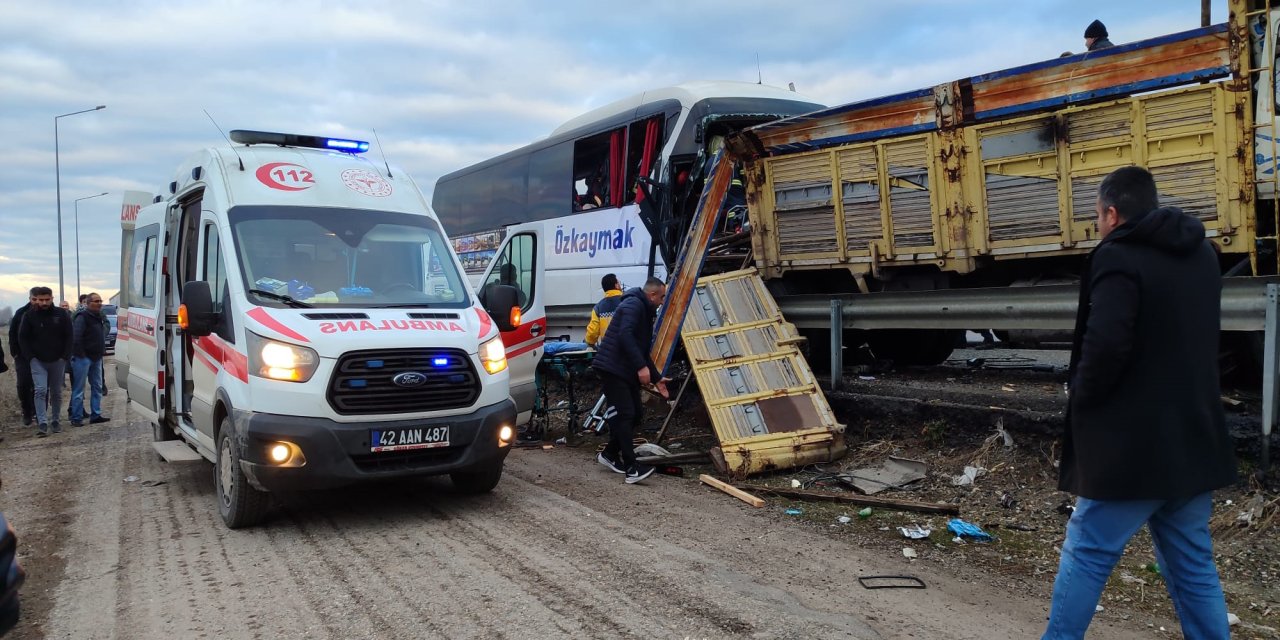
228;206;470;309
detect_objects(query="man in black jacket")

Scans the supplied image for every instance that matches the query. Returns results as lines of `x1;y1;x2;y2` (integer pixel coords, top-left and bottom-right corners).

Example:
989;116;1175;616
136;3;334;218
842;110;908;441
17;287;72;437
591;277;668;484
70;293;109;427
7;290;37;426
1044;167;1235;639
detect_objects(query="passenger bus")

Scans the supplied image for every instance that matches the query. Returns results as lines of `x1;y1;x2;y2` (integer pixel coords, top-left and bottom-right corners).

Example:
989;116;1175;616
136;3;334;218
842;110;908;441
433;81;824;339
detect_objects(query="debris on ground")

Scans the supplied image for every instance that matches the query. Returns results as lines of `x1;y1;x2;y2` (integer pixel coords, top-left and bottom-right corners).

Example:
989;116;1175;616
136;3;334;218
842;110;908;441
123;475;138;483
898;524;932;539
951;465;987;486
902;547;918;559
700;474;765;508
735;483;960;515
947;518;994;542
841;456;928;495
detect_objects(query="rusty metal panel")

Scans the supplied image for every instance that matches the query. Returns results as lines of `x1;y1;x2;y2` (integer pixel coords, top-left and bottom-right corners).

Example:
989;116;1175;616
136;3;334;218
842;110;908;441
681;269;845;477
746;25;1229;157
836;145;883;254
978;117;1062;242
970;25;1229;121
769;152;840;256
884;138;936;251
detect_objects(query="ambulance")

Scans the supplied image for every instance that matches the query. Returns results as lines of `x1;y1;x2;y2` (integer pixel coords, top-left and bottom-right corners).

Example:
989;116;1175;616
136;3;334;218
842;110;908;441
117;130;524;528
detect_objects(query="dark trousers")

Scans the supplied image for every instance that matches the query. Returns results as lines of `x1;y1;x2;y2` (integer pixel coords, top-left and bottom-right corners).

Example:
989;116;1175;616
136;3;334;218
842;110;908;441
600;372;643;469
13;356;34;420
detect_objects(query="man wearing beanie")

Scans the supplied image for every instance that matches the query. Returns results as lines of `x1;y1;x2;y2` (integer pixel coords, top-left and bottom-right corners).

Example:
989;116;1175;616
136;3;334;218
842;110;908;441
1084;19;1113;51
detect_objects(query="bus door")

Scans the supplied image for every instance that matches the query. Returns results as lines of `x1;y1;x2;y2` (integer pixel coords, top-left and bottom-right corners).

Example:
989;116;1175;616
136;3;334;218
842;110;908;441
478;228;544;421
123;219;164;424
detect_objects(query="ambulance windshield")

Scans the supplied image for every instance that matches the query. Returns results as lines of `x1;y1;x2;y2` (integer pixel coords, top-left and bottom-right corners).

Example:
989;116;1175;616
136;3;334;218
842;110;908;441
228;205;470;309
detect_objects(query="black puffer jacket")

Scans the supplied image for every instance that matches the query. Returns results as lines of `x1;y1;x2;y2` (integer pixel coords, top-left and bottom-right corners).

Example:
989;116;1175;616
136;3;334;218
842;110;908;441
73;308;106;359
17;306;72;363
1060;206;1237;500
592;287;660;382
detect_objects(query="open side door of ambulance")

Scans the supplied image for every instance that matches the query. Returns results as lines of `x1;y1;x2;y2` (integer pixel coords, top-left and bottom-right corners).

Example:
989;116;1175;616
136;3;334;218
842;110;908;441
476;224;545;426
121;208;165;428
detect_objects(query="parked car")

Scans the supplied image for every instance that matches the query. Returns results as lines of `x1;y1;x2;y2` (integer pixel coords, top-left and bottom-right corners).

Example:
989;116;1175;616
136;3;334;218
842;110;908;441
102;304;118;355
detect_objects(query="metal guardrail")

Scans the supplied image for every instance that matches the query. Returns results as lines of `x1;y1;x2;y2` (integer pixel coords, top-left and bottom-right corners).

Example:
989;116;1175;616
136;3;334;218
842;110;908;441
772;277;1280;333
548;277;1280;333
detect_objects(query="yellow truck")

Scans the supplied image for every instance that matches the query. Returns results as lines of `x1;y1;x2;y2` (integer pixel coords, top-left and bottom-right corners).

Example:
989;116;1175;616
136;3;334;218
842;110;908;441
726;0;1280;364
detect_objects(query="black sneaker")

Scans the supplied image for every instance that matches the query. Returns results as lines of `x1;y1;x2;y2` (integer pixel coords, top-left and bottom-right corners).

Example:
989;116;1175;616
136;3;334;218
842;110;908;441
70;421;84;428
22;416;33;427
596;451;625;474
35;424;49;438
625;464;655;484
51;422;63;434
90;415;110;424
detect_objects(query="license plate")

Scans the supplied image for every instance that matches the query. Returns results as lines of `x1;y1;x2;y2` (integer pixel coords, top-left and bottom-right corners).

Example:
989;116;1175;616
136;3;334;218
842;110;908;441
370;426;450;452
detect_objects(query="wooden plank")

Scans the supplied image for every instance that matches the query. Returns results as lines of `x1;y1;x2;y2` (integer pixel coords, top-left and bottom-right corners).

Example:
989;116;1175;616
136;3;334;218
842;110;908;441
736;483;959;515
151;440;203;463
699;474;765;508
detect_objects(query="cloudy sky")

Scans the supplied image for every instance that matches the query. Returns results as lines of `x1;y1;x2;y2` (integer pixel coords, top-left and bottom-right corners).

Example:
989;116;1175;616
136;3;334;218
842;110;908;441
0;0;1206;313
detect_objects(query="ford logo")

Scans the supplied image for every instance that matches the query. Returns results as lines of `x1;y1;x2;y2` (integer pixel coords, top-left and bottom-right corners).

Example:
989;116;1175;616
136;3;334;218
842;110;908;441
392;372;428;387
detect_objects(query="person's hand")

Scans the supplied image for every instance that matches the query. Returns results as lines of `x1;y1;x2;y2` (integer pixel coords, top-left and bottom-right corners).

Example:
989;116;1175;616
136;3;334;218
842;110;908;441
654;378;670;400
638;367;651;385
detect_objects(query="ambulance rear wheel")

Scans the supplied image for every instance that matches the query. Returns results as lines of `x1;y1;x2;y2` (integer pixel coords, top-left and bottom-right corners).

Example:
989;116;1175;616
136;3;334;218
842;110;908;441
450;460;504;495
215;416;270;529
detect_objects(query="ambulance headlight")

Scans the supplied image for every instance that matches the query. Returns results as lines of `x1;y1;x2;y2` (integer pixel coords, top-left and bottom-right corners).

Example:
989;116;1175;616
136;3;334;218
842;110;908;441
247;332;319;382
480;336;507;375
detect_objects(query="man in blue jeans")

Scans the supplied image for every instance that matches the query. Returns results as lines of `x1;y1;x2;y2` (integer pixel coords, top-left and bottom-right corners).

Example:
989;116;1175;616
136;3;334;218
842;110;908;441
70;292;110;427
1045;166;1237;639
17;287;72;437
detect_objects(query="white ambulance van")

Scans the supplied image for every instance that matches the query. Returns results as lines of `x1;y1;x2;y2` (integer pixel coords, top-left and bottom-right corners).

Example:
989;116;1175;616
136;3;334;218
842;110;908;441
117;130;524;528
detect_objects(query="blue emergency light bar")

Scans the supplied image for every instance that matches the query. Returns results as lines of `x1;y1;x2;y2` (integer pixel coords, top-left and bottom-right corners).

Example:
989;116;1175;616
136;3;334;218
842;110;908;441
432;357;449;367
229;129;370;154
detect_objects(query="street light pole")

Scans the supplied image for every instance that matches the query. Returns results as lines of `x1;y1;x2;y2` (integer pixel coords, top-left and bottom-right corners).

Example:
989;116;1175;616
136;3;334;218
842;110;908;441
55;105;106;304
73;192;109;301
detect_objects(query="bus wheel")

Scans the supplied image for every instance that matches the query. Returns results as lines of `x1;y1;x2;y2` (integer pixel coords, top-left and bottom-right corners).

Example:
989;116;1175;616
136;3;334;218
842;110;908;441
450;460;504;495
215;416;270;529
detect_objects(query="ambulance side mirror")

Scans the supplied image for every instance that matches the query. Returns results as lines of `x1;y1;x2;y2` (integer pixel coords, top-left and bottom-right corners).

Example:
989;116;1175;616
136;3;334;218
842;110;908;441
180;281;216;337
482;284;520;332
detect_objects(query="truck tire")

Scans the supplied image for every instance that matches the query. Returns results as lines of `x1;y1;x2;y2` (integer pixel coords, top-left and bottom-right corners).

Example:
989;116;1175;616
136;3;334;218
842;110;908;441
215;416;270;528
449;460;504;495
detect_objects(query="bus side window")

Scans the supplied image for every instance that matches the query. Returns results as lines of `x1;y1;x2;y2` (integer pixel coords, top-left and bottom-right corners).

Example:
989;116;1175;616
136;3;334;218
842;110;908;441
572;128;624;211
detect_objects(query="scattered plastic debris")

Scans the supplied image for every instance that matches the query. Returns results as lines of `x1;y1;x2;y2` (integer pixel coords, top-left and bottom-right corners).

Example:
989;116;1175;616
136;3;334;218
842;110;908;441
858;375;876;381
857;507;873;519
898;524;932;539
785;508;803;516
554;437;567;445
790;479;802;488
668;442;684;450
999;492;1017;509
1144;562;1162;576
1055;499;1075;515
123;476;138;483
837;515;853;524
951;466;987;486
1095;605;1104;613
902;547;917;559
633;442;672;457
1228;613;1241;626
1000;385;1016;392
947;518;994;542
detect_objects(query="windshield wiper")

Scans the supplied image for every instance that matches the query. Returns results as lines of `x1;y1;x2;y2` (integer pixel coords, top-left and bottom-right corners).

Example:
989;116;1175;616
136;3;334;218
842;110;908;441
248;289;314;308
370;303;436;308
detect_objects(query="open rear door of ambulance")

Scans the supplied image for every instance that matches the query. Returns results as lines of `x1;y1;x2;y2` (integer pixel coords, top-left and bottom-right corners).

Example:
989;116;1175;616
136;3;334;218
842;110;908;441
476;224;545;426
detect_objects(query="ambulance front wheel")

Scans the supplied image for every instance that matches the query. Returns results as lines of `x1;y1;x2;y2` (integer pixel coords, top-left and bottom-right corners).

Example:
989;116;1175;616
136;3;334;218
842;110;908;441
450;459;504;495
215;416;270;529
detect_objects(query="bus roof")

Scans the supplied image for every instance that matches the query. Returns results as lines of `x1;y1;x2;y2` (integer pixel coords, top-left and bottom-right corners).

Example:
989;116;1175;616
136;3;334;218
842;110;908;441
550;81;822;136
